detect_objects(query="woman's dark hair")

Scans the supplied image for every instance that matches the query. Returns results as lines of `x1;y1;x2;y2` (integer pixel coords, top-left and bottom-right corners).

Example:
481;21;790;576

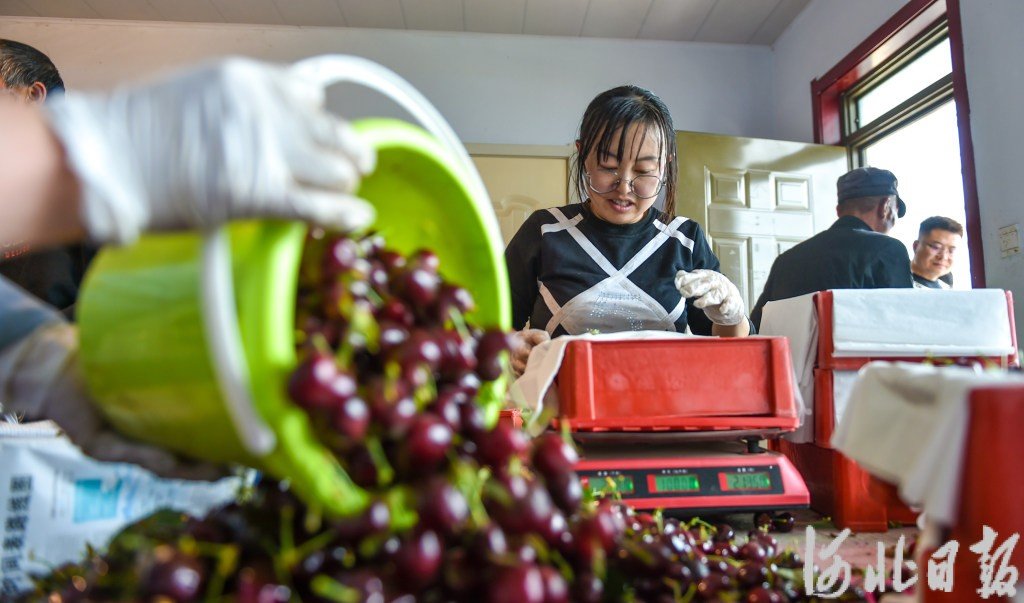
570;85;677;219
0;39;65;97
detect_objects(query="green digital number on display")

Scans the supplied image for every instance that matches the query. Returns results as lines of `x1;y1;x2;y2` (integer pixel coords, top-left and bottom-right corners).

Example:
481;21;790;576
723;472;772;491
653;474;700;493
593;474;634;495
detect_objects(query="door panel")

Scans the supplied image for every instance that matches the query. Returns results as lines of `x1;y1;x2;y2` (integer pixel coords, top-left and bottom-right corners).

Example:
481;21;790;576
468;144;574;245
712;237;750;306
676;132;848;310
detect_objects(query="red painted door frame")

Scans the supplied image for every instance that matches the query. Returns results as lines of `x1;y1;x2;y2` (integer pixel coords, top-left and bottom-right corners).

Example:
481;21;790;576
810;0;984;288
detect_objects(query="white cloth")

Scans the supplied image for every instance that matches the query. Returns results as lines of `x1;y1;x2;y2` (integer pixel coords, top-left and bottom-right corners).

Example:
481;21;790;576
757;293;818;443
508;331;700;434
831;362;1024;525
831;289;1014;358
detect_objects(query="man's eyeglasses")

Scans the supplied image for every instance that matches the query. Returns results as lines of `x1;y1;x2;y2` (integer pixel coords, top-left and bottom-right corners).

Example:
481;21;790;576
924;241;956;255
585;169;664;199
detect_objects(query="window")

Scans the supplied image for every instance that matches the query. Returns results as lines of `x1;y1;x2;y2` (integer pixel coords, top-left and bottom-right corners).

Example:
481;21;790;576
812;0;982;287
841;25;969;288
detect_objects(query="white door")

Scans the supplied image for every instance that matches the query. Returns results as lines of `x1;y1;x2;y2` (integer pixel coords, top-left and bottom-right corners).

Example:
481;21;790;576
675;132;849;309
467;144;574;245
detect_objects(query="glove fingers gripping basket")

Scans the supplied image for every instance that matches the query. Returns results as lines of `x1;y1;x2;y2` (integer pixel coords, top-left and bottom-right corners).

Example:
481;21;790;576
76;56;510;518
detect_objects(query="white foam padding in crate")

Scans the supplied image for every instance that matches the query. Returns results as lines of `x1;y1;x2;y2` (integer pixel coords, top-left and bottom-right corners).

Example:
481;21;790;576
759;293;817;443
831;289;1014;357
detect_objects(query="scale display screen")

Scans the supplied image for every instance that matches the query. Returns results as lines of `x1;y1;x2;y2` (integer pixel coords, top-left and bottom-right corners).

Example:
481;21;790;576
576;460;789;509
588;474;635;495
721;471;772;491
651;474;700;493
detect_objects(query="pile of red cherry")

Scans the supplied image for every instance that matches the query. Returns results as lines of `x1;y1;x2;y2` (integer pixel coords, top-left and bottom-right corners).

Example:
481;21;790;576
27;232;870;602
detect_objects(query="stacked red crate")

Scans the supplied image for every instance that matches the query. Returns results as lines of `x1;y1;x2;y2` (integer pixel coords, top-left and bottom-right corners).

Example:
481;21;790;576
778;291;1018;532
921;385;1024;602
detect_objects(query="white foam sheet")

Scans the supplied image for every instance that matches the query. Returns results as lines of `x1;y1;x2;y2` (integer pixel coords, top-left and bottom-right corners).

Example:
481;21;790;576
831;289;1015;358
830;370;859;429
830;362;1024;525
758;294;818;443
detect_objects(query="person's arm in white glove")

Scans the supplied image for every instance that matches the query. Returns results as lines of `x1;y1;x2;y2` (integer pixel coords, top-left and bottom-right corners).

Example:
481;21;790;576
0;57;376;248
675;269;751;337
0;280;222;479
510;328;551;377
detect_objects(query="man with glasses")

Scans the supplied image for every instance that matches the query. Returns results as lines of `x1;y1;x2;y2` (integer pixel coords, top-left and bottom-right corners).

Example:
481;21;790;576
911;216;962;289
750;167;913;330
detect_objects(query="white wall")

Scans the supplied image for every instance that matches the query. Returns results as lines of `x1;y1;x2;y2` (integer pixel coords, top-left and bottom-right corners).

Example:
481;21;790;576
771;0;903;143
958;0;1024;338
0;17;774;147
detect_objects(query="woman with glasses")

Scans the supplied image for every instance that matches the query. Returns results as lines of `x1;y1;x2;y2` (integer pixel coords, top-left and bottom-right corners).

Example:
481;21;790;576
504;85;750;375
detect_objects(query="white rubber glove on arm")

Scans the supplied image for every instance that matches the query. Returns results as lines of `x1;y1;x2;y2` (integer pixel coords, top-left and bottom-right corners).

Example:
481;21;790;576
0;320;223;480
510;328;551;377
44;57;376;245
675;269;746;326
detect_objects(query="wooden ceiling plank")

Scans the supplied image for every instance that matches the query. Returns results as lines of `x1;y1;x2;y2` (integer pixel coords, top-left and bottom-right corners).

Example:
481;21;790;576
209;0;284;25
639;0;717;42
465;0;527;35
272;0;346;27
523;0;588;37
401;0;462;33
694;0;780;44
581;0;652;39
748;0;810;45
337;0;405;29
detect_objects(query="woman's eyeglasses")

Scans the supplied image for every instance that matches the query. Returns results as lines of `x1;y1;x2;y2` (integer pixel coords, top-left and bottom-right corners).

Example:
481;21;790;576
585;169;664;199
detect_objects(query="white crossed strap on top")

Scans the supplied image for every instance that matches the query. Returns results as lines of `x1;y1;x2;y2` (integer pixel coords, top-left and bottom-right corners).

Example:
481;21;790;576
538;206;695;335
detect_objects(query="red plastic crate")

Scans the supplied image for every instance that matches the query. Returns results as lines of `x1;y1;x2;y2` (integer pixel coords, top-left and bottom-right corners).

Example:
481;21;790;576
922;385;1024;602
555;337;798;432
813;368;862;449
498;408;522;430
814;368;836;448
811;291;1018;449
814;290;1019;371
773;438;918;532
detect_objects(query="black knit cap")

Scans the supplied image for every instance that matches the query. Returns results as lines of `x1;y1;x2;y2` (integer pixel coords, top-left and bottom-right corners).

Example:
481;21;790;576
837;167;906;218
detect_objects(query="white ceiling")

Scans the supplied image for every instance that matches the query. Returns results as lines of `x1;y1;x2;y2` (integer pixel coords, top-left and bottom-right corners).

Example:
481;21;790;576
0;0;811;45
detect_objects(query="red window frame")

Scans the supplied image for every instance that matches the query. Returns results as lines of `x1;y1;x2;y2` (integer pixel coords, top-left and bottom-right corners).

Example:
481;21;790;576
810;0;983;287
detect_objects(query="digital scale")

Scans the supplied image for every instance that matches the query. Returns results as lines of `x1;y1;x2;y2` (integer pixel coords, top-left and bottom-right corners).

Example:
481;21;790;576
552;337;811;515
574;439;809;513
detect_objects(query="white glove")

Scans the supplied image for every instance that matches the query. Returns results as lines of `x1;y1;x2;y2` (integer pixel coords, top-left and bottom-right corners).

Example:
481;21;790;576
675;269;746;326
510;328;551;377
0;321;224;480
45;57;376;245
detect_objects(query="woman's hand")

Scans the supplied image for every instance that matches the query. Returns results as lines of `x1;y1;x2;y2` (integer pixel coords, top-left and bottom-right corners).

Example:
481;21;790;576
675;269;745;326
510;328;550;377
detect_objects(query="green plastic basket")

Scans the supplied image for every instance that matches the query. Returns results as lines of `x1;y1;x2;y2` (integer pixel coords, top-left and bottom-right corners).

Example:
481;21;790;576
77;57;510;517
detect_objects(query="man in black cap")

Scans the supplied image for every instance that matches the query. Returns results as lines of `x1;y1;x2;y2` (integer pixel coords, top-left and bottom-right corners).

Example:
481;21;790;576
750;166;913;330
